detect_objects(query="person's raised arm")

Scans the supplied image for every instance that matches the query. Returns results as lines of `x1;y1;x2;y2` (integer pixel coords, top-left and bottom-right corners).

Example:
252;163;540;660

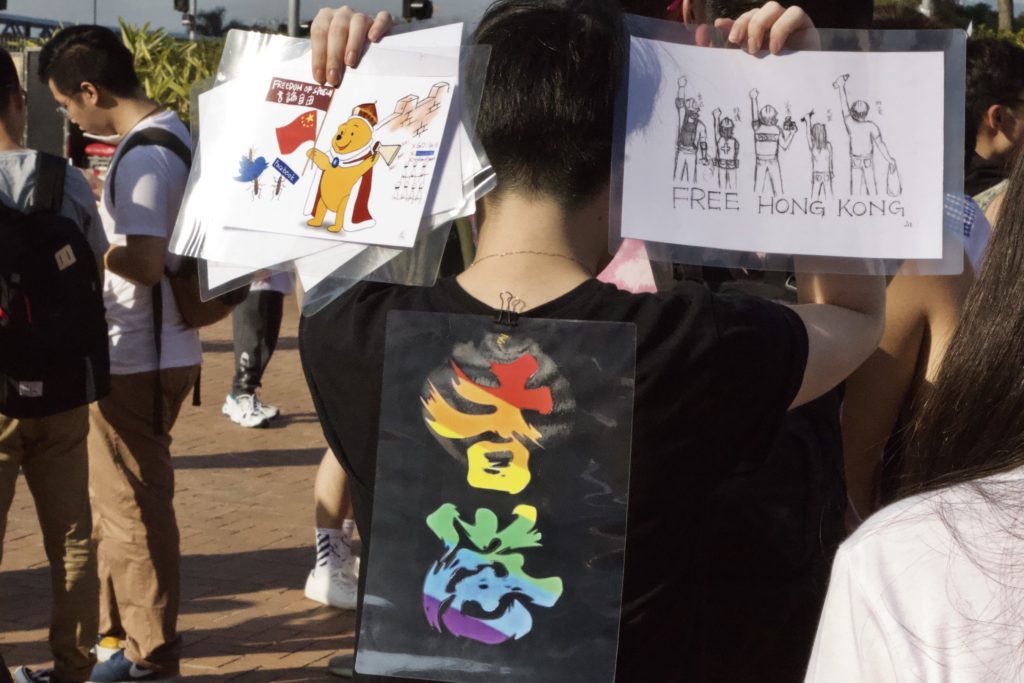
310;6;394;86
788;264;886;409
105;236;168;287
841;265;972;519
722;6;884;409
712;107;722;146
804;113;813;150
834;75;852;130
780;124;796;150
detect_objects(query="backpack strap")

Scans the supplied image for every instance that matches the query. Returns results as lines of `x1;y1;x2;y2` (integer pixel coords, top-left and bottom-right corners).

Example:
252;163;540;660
152;280;165;436
108;127;192;208
107;126;193;435
32;153;67;215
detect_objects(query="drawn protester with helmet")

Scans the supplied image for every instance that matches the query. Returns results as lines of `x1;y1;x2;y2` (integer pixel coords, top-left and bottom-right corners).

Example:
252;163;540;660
750;88;797;195
712;107;740;190
674;76;709;183
834;73;900;196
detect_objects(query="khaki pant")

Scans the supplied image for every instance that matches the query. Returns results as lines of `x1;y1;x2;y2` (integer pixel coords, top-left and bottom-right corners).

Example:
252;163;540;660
88;366;199;676
0;406;97;682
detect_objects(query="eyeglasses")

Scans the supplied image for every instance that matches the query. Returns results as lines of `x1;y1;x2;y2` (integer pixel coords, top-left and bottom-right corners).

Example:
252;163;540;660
54;88;82;119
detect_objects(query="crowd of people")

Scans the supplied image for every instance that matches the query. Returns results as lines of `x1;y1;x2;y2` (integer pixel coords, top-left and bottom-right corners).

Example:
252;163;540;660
0;0;1023;681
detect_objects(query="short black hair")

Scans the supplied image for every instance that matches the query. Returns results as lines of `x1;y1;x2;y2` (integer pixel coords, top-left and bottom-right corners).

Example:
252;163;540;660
966;38;1024;148
0;47;19;115
474;0;626;207
38;25;140;97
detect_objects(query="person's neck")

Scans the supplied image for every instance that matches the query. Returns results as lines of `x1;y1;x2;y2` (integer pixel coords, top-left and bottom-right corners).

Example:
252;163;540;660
974;131;1011;166
0;129;23;152
456;190;609;312
111;96;162;137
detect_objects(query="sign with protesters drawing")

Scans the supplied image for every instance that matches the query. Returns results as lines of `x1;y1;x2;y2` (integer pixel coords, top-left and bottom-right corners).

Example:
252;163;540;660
357;312;635;683
621;36;950;259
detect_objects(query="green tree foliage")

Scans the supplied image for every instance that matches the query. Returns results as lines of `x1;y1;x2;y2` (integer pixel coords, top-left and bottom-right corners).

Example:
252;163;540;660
118;19;223;124
196;7;227;37
877;0;992;27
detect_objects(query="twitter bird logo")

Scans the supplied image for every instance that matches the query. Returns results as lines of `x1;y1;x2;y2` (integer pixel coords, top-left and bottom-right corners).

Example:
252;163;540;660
235;154;269;182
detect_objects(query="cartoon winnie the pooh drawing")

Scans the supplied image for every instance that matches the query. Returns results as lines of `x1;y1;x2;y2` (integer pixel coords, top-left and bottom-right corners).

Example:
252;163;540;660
305;102;380;232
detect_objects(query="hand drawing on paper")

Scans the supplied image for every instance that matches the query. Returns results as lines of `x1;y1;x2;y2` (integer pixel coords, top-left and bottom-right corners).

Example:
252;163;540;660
674;77;709;183
380;82;451;137
711;107;739;190
235;149;270;198
750;88;796;195
394;144;438;203
305;102;387;233
801;110;834;199
833;74;901;197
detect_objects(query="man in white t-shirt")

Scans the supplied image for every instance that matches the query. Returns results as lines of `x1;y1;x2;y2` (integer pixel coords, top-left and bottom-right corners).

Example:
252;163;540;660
40;26;201;683
0;47;109;683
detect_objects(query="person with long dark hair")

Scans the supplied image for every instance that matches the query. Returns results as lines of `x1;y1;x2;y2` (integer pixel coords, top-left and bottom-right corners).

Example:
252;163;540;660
807;147;1024;681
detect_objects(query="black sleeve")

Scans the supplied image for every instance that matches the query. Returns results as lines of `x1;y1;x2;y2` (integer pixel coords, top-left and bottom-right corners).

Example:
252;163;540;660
298;313;348;469
705;291;809;465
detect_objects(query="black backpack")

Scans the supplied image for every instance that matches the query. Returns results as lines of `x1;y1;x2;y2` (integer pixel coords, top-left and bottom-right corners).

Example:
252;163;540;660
0;153;110;418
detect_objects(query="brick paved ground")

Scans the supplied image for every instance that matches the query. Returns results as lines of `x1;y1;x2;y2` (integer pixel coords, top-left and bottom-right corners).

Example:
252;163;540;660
0;297;355;681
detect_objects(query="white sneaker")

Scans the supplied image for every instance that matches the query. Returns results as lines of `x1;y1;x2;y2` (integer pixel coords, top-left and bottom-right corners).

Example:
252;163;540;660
251;393;280;420
304;562;359;610
221;393;270;428
94;635;126;663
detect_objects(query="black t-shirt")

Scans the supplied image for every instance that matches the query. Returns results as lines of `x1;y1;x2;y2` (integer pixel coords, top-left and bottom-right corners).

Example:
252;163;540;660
964;151;1007;197
300;276;808;682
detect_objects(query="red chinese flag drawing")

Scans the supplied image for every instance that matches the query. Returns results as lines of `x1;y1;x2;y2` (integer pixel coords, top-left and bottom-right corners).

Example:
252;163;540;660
276;110;317;154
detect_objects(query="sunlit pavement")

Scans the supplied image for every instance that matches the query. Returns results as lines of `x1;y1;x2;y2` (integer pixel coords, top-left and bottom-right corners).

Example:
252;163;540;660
0;297;354;681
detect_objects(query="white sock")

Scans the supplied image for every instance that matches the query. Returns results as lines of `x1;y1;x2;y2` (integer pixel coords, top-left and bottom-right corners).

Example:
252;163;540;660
341;519;356;544
315;528;351;571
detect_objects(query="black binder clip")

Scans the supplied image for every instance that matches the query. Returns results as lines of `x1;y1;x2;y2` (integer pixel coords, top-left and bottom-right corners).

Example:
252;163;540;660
495;291;524;327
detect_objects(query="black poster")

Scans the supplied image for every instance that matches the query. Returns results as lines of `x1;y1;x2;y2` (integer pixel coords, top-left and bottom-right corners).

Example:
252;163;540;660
357;312;636;682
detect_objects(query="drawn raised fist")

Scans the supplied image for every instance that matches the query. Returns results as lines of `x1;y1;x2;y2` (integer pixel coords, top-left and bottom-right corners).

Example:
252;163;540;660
713;107;721;117
832;74;849;89
678;76;687;88
749;88;759;99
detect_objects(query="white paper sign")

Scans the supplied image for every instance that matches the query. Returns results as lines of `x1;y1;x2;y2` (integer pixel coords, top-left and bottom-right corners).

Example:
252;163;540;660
621;37;945;259
200;57;455;249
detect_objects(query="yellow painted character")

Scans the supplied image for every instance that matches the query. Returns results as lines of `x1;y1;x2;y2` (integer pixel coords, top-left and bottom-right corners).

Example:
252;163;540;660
306;112;380;233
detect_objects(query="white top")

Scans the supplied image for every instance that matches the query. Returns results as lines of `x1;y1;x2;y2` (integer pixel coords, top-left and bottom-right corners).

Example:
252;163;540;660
250;269;294;294
806;470;1024;683
99;111;202;374
0;149;108;258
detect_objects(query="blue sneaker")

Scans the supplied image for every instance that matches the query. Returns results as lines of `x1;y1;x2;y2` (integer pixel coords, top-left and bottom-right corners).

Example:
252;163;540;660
87;651;176;682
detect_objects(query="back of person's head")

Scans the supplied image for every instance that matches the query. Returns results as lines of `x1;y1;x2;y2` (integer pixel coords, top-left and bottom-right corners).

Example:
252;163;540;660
850;100;870;121
810;121;827;148
0;47;20;119
965;38;1024;154
474;0;626;207
759;104;777;126
901;146;1024;499
38;25;140;97
618;0;874;27
703;0;874;28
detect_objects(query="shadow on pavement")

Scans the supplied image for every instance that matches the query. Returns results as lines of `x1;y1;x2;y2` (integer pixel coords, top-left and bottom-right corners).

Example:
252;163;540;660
173;447;323;469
